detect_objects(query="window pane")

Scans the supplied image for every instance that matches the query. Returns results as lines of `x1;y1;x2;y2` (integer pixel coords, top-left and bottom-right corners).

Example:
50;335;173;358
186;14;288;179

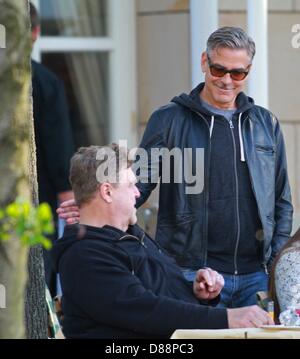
42;52;109;149
40;0;108;37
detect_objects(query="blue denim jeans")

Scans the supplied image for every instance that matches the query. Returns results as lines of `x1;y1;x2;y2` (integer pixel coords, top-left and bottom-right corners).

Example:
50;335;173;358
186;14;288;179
182;269;198;282
182;269;268;308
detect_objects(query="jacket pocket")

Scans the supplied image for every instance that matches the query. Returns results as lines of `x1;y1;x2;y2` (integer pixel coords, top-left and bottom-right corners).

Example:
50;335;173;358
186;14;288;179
158;213;196;228
157;213;202;260
255;144;275;155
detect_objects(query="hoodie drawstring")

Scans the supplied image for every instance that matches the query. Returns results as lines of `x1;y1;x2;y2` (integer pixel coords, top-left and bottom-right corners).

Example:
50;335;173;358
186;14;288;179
210;113;245;162
238;112;245;162
210;115;215;139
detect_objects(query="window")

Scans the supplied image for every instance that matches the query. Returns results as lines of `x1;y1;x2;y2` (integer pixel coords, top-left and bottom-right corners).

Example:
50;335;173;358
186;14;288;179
32;0;137;149
40;0;108;37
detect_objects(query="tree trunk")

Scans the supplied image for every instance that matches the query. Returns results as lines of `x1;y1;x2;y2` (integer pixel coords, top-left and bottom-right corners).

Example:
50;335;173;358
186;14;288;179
24;16;48;337
0;0;45;339
25;246;48;339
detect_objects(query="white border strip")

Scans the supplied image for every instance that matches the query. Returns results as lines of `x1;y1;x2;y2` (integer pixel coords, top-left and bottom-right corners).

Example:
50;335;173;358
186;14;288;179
37;37;115;52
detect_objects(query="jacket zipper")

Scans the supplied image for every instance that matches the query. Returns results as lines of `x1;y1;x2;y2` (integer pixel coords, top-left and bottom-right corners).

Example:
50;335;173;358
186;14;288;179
194;111;211;267
228;118;240;275
118;232;164;254
118;233;147;247
117;233;147;275
118;231;165;275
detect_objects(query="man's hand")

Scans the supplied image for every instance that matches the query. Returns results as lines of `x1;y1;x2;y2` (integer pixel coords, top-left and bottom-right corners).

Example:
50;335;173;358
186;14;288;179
193;268;224;301
56;198;80;224
227;305;274;328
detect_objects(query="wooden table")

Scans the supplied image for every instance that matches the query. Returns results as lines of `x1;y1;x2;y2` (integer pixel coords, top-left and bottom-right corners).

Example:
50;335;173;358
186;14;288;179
171;327;300;339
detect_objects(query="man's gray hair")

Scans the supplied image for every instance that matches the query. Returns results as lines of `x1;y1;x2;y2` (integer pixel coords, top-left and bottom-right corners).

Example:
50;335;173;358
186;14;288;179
207;26;256;61
69;144;132;206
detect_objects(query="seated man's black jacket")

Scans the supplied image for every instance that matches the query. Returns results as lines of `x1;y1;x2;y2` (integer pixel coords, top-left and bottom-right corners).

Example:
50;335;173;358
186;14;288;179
50;224;228;338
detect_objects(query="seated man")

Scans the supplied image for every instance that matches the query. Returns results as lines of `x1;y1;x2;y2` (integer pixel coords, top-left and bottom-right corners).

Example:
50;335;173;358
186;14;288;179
53;144;273;339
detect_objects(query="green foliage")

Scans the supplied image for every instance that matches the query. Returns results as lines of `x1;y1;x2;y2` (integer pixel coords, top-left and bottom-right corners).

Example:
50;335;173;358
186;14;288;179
0;198;54;249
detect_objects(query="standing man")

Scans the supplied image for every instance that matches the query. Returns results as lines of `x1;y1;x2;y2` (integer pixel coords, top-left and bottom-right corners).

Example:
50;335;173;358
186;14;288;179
136;27;293;307
30;3;74;296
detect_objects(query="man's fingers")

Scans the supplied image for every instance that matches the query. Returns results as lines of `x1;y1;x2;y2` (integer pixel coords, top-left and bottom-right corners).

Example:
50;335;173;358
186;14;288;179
57;206;79;214
248;307;275;327
254;306;275;325
217;273;225;285
250;316;273;327
60;211;80;219
197;270;213;286
60;199;77;208
66;217;80;225
267;316;275;325
228;306;275;329
248;316;261;328
208;286;218;293
194;269;224;300
199;282;205;290
198;269;224;289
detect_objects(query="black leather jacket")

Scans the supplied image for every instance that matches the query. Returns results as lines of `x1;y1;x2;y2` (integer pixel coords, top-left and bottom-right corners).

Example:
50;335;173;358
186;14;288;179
137;84;293;270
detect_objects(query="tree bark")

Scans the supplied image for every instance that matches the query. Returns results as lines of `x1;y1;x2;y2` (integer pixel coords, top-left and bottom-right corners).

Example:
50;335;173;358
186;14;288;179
25;246;48;339
0;0;47;339
24;11;48;337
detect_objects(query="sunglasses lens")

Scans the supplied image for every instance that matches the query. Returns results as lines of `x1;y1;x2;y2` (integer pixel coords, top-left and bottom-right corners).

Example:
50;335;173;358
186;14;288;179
209;65;249;81
230;71;248;81
210;66;227;78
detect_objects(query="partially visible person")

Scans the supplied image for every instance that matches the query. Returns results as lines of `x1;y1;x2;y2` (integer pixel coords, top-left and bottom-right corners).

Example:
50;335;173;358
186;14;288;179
30;3;74;296
51;145;273;339
269;228;300;323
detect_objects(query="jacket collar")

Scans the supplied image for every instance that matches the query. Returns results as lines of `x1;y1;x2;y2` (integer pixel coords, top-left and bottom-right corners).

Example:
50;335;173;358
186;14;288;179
171;82;254;116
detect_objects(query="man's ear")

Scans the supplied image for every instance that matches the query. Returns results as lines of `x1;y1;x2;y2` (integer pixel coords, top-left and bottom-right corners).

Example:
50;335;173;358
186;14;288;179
201;51;207;73
99;183;113;203
31;26;40;43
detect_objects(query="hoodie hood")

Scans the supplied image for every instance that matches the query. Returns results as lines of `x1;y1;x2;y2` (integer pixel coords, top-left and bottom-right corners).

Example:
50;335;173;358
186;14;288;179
50;224;145;272
172;83;254;162
171;82;255;116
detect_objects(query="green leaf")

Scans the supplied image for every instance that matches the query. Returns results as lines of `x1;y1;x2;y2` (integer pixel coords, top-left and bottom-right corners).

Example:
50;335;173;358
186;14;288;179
0;198;54;249
6;203;20;218
37;203;52;222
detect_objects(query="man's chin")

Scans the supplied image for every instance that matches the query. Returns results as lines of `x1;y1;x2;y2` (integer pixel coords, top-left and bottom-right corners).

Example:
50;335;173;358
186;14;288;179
214;93;235;106
129;215;137;226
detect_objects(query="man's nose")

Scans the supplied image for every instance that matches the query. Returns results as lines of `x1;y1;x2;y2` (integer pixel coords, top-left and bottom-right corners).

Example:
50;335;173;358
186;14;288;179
222;72;233;84
135;186;141;198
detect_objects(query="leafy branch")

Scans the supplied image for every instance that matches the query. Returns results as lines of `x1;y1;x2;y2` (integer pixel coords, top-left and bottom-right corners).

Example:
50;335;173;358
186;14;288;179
0;198;54;249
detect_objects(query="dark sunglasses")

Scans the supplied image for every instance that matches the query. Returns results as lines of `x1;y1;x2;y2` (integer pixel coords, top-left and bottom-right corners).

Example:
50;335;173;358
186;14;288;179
207;55;250;81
